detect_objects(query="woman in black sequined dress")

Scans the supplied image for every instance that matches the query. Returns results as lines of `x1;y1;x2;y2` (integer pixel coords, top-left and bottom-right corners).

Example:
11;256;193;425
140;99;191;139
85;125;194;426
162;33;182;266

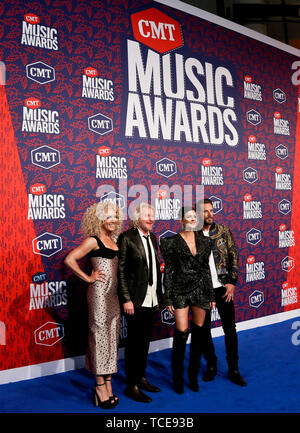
160;207;215;394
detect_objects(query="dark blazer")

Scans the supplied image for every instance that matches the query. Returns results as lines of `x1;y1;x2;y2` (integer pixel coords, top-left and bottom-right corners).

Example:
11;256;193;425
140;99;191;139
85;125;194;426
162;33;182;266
118;227;162;307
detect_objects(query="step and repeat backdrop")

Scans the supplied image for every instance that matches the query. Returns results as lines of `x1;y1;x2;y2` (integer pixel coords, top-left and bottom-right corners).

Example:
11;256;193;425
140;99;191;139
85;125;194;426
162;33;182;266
0;0;299;378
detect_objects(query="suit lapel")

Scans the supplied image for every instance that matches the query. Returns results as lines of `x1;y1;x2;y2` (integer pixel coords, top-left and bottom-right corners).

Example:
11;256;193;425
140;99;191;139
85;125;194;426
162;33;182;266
132;228;147;264
150;232;160;262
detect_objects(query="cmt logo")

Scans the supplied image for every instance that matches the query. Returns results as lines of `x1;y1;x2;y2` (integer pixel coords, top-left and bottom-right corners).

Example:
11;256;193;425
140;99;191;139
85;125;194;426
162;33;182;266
32;232;62;257
249;290;264;308
278;199;291;215
156;189;168;200
161;307;175;325
34;322;64;346
26;61;55;84
31;145;61;169
202;158;211;166
246;109;261;126
84;67;98;77
100;192;125;209
246;228;261;246
131;7;183;54
32;271;47;283
88;113;113;135
247;255;255;264
30;183;46;195
24;13;40;24
209;195;223;214
275;144;288;160
25;96;41;109
281;256;295;273
243;167;258;184
98;146;111;157
159;230;177;244
273;88;286;104
156;158;177;178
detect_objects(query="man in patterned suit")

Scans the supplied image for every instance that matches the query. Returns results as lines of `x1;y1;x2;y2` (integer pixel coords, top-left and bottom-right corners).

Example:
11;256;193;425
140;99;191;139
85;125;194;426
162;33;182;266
197;198;247;386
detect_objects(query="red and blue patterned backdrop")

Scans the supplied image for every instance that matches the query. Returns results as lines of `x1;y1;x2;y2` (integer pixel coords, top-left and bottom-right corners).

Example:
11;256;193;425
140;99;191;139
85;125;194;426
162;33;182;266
0;0;299;376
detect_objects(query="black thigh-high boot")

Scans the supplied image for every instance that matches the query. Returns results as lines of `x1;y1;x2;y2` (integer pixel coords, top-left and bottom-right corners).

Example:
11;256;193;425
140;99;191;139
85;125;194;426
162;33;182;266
202;312;218;382
188;322;205;392
171;328;189;394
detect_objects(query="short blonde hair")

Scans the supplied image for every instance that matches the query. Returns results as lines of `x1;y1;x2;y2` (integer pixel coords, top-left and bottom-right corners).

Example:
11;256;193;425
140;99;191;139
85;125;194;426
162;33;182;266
80;201;123;241
129;202;155;228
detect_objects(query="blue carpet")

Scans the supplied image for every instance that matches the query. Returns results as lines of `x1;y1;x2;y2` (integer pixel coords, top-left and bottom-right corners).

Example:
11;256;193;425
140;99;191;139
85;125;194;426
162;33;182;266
0;317;299;414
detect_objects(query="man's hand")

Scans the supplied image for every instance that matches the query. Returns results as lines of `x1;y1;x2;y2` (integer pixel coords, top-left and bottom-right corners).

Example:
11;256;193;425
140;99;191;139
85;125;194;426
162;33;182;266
223;284;235;302
123;301;134;315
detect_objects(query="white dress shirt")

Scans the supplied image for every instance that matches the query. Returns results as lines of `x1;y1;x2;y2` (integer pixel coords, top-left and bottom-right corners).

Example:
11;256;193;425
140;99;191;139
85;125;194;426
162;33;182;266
203;229;222;288
138;229;158;307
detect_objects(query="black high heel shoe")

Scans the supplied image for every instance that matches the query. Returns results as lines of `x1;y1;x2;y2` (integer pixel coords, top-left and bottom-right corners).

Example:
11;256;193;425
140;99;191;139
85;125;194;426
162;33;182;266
104;377;119;406
93;383;116;409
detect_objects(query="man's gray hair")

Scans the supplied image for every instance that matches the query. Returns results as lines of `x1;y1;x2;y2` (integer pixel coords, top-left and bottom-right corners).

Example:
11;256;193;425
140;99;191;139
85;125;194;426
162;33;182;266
129;202;155;228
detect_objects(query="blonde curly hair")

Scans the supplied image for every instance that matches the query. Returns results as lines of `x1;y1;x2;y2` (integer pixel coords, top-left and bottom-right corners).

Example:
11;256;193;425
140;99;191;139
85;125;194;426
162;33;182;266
80;201;123;241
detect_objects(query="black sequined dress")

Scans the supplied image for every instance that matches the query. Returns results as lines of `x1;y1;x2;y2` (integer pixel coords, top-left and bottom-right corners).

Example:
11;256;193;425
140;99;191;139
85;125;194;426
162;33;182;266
160;231;215;309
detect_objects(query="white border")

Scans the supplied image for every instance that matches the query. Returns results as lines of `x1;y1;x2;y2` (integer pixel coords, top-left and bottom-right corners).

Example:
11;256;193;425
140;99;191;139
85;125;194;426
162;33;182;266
1;0;299;387
0;309;299;385
156;0;300;57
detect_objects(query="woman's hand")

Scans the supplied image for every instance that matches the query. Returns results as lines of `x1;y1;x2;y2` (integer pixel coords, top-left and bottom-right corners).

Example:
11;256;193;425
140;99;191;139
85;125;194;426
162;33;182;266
167;305;175;315
88;269;105;283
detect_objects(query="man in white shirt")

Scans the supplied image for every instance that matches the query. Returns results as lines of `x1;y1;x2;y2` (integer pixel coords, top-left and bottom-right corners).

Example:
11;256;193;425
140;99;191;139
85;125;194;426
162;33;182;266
118;203;162;402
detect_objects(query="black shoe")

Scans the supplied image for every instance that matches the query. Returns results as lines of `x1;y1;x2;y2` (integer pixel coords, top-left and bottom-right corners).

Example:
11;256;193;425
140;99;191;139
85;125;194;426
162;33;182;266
203;366;217;382
228;370;247;386
139;377;160;392
93;384;117;409
187;368;199;392
188;378;199;392
173;377;184;394
125;385;152;403
104;378;119;406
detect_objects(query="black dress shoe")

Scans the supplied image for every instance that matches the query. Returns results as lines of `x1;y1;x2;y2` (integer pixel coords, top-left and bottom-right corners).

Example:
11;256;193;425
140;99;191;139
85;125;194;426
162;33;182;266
228;370;247;386
139;377;160;392
173;380;184;394
203;366;217;382
125;385;152;403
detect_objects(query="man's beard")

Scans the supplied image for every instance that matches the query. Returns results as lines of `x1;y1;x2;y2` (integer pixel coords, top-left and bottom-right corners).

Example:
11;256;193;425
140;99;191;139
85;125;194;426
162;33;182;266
204;218;213;226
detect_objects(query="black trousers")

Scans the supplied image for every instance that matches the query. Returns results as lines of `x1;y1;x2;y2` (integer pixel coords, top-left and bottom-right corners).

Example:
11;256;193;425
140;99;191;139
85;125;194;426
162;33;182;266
205;286;239;370
124;306;156;386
